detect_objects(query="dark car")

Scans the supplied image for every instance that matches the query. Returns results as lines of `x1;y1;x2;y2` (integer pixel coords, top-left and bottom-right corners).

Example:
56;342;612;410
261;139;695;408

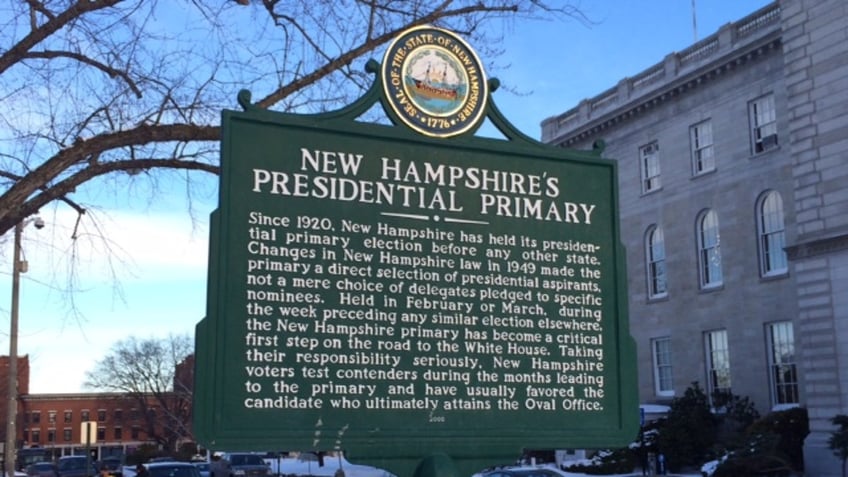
191;462;209;477
142;462;202;477
219;454;270;477
56;456;97;477
26;462;58;477
97;458;123;477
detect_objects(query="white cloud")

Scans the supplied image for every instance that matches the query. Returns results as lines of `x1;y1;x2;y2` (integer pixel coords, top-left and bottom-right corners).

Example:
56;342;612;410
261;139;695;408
0;207;212;393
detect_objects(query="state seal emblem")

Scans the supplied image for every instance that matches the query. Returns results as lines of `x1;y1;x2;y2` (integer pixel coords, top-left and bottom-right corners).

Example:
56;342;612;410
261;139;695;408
381;26;488;138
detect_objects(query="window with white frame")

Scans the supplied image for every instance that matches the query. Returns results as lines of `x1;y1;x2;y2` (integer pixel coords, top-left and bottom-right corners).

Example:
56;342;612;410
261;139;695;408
690;120;715;175
652;337;674;396
758;190;788;277
750;94;778;154
704;329;731;402
767;321;799;406
640;142;661;193
697;209;723;288
645;225;667;298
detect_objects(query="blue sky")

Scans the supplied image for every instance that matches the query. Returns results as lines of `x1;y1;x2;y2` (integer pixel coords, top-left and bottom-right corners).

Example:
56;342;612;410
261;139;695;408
0;0;772;394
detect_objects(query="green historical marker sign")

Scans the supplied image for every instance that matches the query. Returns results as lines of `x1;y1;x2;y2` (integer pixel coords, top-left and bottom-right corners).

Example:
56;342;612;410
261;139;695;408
194;26;637;477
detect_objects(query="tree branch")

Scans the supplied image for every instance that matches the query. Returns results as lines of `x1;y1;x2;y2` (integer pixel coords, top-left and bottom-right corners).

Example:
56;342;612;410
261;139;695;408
0;124;219;234
0;0;121;75
255;3;519;109
23;50;143;98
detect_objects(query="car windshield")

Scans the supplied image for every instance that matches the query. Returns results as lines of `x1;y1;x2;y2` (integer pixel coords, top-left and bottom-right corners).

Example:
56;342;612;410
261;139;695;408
228;456;264;466
148;466;200;477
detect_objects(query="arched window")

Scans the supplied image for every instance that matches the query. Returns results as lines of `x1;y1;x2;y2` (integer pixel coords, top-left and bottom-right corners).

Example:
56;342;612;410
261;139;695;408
758;190;788;276
697;209;722;288
645;225;667;298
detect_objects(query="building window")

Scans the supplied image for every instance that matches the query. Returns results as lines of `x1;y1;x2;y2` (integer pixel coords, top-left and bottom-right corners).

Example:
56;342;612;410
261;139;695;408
767;321;799;407
47;428;56;443
640;142;661;193
48;411;56;424
758;190;788;277
98;409;106;422
646;225;668;298
97;427;106;440
652;337;674;396
131;426;140;439
23;429;29;442
81;410;90;421
31;430;41;444
114;409;123;422
749;94;777;153
64;411;72;424
697;209;723;288
32;411;41;424
114;427;122;440
130;409;139;421
705;330;731;402
63;428;72;442
690;120;715;175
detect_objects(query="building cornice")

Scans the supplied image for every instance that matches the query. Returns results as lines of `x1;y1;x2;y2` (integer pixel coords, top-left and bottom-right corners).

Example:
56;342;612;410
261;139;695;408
786;233;848;261
21;392;157;401
542;2;782;147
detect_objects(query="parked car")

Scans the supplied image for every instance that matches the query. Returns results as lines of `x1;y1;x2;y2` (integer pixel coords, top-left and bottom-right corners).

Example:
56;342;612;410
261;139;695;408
191;462;209;477
97;458;123;477
219;453;271;477
18;448;53;472
143;462;203;477
26;462;58;477
56;456;97;477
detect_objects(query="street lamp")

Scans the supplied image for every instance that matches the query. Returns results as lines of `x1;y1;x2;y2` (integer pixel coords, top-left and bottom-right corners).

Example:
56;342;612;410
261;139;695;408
5;216;43;477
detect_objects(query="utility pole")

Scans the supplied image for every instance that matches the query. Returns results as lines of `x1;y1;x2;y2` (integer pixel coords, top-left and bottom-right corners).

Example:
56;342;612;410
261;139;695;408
5;216;42;477
5;221;23;477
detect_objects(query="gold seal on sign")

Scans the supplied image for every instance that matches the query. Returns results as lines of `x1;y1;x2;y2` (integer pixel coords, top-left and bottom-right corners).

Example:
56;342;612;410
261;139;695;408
381;26;488;138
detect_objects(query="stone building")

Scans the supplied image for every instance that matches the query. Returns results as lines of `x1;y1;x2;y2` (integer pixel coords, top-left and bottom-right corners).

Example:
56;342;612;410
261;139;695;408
541;1;848;474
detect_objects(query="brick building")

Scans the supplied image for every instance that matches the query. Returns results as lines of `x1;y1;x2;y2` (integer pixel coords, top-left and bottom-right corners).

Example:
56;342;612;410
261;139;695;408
541;1;848;475
0;355;30;438
1;354;182;462
19;393;156;459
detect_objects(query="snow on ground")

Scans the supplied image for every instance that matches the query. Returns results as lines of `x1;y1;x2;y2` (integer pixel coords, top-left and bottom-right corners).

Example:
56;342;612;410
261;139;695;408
265;455;395;477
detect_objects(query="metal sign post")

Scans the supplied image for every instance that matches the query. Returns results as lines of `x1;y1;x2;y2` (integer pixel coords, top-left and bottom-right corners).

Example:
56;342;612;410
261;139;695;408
81;421;96;477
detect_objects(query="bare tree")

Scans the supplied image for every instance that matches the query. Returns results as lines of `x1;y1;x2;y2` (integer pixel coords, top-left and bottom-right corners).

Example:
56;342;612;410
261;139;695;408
0;0;588;240
84;334;194;450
